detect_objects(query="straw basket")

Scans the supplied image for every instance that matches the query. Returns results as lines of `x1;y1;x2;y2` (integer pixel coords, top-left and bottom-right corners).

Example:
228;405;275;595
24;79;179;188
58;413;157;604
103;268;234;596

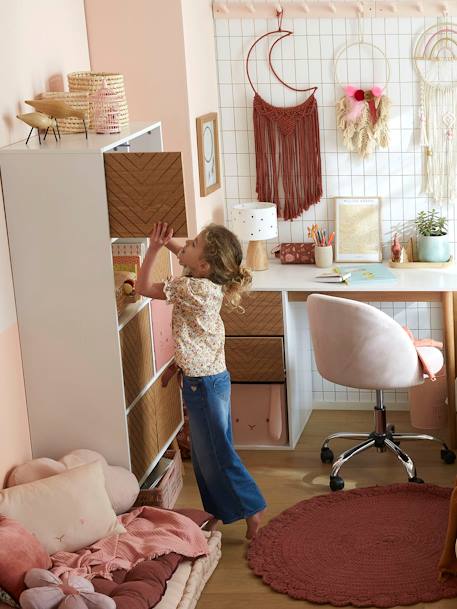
40;91;89;133
67;72;129;129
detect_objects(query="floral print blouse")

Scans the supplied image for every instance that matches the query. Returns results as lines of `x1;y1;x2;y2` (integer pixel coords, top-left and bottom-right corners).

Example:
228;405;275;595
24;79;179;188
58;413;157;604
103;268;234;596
164;276;226;377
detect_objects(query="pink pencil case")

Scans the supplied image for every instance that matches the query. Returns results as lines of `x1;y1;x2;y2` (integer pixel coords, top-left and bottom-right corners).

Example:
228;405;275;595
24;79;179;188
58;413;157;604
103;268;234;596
272;243;315;264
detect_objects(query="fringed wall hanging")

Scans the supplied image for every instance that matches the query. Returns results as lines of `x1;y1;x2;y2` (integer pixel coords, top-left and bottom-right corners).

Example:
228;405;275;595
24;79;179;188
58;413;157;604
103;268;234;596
414;23;457;202
334;30;391;158
245;10;322;221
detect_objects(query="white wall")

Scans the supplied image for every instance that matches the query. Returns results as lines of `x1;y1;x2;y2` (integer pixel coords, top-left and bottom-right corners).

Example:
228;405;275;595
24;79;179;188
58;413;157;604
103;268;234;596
0;0;90;485
214;14;447;405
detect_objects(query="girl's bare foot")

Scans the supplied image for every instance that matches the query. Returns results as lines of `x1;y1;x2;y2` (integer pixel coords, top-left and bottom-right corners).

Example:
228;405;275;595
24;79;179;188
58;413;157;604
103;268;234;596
245;509;266;540
206;518;220;531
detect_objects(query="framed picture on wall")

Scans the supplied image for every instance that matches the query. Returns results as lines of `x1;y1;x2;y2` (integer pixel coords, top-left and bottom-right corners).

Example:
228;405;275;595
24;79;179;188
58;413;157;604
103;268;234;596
334;197;382;262
196;112;221;197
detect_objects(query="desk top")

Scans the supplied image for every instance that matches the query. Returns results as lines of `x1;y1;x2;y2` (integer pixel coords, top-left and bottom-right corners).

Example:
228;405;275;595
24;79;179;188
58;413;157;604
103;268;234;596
251;259;457;292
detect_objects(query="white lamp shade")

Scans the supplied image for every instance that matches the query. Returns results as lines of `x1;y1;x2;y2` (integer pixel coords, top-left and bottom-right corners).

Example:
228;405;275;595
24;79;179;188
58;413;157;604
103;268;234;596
232;202;278;241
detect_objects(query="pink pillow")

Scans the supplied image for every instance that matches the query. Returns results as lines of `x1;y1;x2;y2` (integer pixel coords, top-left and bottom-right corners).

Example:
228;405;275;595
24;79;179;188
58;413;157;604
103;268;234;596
7;450;139;516
0;517;51;601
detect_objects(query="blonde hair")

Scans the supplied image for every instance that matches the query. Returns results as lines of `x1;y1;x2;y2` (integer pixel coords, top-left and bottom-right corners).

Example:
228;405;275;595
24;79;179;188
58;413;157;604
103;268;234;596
201;224;252;310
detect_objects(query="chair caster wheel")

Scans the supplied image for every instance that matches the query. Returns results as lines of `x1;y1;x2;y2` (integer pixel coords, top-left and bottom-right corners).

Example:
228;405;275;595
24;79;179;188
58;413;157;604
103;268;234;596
441;449;456;464
408;476;424;484
320;447;334;464
330;475;344;491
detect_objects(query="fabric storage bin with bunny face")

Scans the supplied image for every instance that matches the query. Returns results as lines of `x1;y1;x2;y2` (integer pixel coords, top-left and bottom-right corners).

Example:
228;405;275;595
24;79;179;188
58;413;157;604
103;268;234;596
231;384;288;446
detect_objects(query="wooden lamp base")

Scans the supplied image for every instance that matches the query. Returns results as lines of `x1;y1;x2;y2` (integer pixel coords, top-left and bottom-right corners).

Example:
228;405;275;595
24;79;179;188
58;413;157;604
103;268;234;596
246;240;269;271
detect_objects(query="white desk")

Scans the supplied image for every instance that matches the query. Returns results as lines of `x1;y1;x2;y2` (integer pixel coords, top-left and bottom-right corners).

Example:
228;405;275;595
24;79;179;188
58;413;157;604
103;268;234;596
251;259;457;447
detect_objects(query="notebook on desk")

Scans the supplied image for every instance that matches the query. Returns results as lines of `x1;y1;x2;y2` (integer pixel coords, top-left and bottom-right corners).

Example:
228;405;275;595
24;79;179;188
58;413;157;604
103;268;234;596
332;263;396;284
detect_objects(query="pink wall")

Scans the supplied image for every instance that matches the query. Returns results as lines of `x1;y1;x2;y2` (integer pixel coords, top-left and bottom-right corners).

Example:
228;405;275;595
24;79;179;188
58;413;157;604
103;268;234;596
84;0;198;234
84;0;225;235
181;0;225;228
0;0;90;486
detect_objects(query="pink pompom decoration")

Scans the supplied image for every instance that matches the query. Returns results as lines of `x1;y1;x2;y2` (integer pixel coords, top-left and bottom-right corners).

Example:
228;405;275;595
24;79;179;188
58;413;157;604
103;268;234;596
344;85;357;96
19;569;115;609
372;86;383;97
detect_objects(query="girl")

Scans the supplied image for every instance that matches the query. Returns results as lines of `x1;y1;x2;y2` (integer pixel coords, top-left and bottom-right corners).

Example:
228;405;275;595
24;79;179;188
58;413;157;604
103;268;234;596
136;222;266;539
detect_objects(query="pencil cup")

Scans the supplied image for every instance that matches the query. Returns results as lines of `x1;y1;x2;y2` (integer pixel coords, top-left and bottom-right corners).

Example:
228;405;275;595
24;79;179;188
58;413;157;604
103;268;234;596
314;245;333;268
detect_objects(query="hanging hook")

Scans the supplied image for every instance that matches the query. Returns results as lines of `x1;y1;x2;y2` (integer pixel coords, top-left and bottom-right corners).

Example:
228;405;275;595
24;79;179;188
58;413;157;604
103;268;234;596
357;14;364;42
276;5;284;31
442;3;449;17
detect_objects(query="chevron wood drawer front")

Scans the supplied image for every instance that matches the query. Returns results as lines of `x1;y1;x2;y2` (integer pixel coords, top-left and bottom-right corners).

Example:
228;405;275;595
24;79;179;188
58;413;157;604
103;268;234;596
221;291;283;336
154;374;183;449
128;386;159;480
150;247;171;283
104;152;187;237
225;337;285;382
120;306;154;407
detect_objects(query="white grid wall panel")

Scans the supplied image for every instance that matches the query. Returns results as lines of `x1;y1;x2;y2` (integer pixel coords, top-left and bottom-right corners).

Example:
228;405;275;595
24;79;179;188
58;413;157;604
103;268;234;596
215;15;450;404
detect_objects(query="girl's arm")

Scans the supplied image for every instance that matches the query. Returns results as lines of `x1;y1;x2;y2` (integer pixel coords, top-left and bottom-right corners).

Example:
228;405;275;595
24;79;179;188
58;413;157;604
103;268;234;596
136;222;173;299
164;238;182;256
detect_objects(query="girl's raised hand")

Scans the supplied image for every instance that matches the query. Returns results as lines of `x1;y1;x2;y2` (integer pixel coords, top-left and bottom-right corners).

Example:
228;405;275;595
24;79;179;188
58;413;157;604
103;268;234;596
149;222;174;249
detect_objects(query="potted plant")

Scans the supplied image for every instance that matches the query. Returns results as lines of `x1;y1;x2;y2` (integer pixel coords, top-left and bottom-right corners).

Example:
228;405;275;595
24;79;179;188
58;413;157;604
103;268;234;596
415;209;449;262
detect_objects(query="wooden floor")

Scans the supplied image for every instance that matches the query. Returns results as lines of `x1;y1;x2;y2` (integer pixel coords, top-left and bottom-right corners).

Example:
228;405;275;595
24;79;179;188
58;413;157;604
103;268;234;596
175;410;457;609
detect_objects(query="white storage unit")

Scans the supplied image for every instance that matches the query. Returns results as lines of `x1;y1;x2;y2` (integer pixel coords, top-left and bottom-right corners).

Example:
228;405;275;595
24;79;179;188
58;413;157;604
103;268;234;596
0;122;185;484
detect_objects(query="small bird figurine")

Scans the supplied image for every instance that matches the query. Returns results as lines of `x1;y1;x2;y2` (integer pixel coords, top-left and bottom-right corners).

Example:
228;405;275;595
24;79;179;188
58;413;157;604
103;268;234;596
391;232;402;262
16;112;57;145
25;99;88;138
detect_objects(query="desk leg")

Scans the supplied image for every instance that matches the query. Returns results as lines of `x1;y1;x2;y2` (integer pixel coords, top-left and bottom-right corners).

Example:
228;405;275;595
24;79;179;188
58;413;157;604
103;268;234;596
454;292;457;374
443;292;457;448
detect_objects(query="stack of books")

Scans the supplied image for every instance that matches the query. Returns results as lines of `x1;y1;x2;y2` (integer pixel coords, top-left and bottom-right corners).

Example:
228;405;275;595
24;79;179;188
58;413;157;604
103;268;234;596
112;239;147;275
315;270;351;283
315;263;396;284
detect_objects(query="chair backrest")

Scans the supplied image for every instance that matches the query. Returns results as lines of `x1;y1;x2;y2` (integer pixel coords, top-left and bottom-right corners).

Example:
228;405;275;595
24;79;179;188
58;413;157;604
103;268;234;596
307;294;423;390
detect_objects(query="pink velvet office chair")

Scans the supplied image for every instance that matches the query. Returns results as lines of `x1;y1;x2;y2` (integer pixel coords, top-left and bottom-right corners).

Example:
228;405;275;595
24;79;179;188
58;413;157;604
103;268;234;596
308;294;456;491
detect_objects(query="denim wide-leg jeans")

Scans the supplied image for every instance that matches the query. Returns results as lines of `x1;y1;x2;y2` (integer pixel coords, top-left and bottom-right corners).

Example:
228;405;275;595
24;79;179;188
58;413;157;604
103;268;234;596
182;370;266;524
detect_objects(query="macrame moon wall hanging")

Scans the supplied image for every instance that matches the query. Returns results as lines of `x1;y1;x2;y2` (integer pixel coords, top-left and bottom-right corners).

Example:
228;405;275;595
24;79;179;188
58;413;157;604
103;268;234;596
414;23;457;203
246;13;323;221
334;40;391;158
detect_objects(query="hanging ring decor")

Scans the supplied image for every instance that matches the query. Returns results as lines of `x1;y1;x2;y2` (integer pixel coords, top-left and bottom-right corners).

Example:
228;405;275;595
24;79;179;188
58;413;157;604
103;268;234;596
245;8;322;221
414;22;457;202
334;36;391;158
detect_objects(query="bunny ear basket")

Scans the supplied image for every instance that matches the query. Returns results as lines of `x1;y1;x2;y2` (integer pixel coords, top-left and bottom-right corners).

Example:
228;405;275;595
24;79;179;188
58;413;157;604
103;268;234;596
334;39;391;158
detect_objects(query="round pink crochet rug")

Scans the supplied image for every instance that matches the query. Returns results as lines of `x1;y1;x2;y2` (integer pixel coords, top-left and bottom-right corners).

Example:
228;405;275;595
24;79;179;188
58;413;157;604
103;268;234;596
247;484;457;607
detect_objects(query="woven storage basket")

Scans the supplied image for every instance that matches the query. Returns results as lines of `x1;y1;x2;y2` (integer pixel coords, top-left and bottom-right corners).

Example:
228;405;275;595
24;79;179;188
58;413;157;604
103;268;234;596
134;449;183;509
67;72;129;129
40;91;89;133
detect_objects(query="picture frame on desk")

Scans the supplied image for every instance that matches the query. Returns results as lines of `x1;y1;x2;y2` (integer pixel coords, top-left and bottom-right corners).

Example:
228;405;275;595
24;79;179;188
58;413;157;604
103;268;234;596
334;197;382;262
196;112;221;197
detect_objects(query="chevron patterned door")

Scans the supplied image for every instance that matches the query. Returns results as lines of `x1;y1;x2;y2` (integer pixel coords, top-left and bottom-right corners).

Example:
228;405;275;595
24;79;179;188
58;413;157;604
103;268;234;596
104;152;187;237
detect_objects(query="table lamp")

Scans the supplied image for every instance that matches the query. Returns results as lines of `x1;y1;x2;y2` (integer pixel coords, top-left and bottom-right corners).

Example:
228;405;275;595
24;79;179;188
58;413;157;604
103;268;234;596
232;202;278;271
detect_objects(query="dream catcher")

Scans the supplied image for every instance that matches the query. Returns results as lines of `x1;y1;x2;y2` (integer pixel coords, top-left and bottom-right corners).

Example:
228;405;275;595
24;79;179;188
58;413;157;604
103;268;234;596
414;22;457;202
334;29;391;158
